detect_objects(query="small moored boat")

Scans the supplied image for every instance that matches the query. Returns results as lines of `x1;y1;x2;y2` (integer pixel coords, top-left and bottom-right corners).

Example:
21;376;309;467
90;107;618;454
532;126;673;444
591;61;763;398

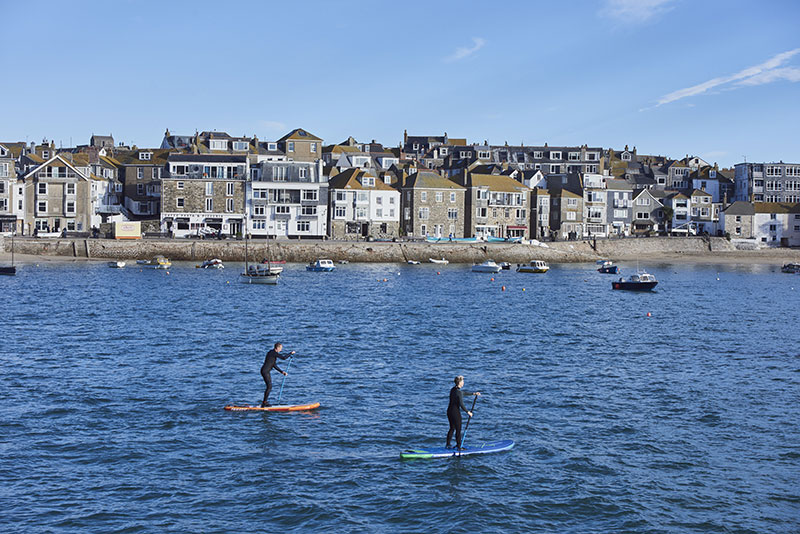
597;261;619;274
107;261;126;268
241;263;279;284
471;260;502;273
499;262;511;270
781;263;800;274
407;260;421;265
612;272;658;291
148;256;171;269
306;259;336;272
197;258;224;269
429;258;449;264
517;260;549;273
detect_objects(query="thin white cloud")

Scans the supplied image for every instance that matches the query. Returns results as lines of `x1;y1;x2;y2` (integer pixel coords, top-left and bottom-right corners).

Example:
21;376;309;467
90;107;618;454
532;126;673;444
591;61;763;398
735;66;800;86
600;0;674;23
259;120;286;132
655;48;800;106
444;37;486;63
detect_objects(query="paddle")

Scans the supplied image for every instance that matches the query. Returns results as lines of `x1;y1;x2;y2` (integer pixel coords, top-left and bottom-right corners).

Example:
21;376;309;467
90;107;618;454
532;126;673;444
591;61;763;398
459;393;479;452
276;356;294;404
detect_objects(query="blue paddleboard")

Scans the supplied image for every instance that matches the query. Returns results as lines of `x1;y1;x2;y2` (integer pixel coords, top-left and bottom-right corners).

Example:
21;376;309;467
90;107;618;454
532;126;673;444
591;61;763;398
400;439;514;459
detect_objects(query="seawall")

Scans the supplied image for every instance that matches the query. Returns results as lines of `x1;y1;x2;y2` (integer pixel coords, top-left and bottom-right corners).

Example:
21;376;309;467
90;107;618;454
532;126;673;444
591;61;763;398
5;235;798;264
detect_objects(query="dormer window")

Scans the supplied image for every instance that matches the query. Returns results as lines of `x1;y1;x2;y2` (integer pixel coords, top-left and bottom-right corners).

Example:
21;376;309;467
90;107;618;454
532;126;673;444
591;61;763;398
268;143;277;151
139;152;152;161
621;152;631;161
210;140;227;150
439;147;448;156
550;151;562;160
233;141;248;151
709;170;716;179
478;150;490;159
533;151;543;159
412;143;419;150
42;151;50;159
568;152;580;161
362;176;375;187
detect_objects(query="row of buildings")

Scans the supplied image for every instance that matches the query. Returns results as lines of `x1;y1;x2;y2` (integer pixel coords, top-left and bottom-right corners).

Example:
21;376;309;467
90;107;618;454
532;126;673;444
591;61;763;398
1;129;798;246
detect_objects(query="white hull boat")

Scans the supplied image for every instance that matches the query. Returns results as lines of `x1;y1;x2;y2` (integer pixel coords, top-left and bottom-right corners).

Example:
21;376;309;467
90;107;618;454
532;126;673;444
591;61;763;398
472;260;502;273
429;258;449;264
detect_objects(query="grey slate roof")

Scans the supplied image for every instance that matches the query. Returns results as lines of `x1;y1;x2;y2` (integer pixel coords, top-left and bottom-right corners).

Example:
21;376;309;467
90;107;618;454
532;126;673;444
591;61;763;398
723;201;755;215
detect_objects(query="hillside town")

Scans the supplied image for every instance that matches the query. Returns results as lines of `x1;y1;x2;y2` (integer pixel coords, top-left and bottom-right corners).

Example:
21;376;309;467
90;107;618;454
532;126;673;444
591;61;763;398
0;129;798;246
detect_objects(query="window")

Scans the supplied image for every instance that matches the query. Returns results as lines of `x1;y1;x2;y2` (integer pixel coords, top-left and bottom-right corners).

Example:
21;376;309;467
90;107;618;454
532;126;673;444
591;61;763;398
432;192;442;203
151;168;159;179
421;191;427;202
298;167;308;179
566;212;576;220
310;143;317;153
478;150;490;159
66;183;75;195
139;152;152;161
334;206;346;218
275;205;290;214
476;207;487;218
533;151;543;159
418;207;429;220
137;184;144;195
301;206;317;216
765;166;782;177
357;192;368;202
37;200;47;213
769;224;778;232
253;205;266;216
636;212;649;219
636;197;650;206
37;183;48;195
550;164;561;174
272;166;287;181
356;207;368;219
376;196;383;205
376;208;383;217
516;209;526;219
268;143;277;151
205;198;213;212
439;147;448;156
177;181;184;190
448;208;458;220
336;191;347;201
302;190;318;201
137;168;144;179
176;198;184;208
621;152;631;161
233;141;248;151
567;198;578;207
412;143;419;150
210;140;227;150
288;141;295;152
420;224;427;235
770;213;777;220
226;182;235;196
297;221;310;232
568;152;580;161
450;192;457;203
66;201;75;214
205;182;213;196
42;151;49;159
550;151;562;160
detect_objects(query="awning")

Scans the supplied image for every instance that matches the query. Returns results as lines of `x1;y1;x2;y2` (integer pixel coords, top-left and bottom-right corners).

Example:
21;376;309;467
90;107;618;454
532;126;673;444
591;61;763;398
204;218;223;223
175;217;190;222
507;225;527;229
0;215;16;221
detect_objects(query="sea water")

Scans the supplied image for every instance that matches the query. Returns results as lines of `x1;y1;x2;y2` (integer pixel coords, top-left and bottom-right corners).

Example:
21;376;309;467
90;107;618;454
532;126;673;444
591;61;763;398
1;261;798;533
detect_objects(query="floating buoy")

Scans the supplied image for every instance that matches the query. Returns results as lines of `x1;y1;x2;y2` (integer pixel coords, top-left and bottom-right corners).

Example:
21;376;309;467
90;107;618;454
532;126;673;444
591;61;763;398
522;288;526;291
646;312;652;317
437;271;441;275
490;277;495;281
383;278;388;282
226;281;230;284
501;286;506;291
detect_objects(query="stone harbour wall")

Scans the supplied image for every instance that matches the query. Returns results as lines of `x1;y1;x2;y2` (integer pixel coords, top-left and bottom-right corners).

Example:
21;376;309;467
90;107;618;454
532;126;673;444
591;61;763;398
2;235;792;264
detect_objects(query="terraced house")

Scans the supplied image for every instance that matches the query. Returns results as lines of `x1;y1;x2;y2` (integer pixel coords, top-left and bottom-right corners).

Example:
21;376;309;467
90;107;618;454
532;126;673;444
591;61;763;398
734;161;800;203
248;160;328;239
20;154;96;235
112;148;169;219
0;143;20;233
453;172;531;239
161;154;247;237
398;171;466;238
328;168;400;239
278;129;323;163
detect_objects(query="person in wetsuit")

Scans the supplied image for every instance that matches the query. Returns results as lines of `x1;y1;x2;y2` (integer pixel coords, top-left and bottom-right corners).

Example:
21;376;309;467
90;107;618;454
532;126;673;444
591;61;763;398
261;342;295;407
446;375;481;449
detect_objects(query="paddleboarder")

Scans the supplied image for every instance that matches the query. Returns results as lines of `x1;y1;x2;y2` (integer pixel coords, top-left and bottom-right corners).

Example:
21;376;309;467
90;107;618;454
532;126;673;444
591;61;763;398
261;343;295;407
446;376;480;450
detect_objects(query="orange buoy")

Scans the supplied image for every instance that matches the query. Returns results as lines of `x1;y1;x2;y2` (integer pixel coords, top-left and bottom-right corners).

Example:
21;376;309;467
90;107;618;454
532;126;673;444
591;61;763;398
437;271;441;275
501;286;506;291
646;312;652;317
490;277;495;281
383;278;388;282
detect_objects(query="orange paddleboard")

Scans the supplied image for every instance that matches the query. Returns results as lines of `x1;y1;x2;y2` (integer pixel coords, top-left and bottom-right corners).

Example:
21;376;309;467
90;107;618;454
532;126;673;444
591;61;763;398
224;402;320;412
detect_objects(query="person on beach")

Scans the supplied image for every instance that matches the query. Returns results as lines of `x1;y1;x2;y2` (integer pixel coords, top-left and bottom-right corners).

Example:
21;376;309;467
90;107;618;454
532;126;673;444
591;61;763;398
261;342;295;407
446;376;480;449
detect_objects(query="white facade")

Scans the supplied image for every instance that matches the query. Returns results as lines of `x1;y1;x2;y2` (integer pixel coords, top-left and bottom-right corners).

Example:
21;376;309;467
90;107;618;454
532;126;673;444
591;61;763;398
248;160;327;238
753;211;800;246
582;173;608;237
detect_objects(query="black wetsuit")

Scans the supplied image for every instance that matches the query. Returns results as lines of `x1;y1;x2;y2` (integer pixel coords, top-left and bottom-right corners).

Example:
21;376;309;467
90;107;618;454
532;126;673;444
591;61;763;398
446;386;473;448
261;349;290;405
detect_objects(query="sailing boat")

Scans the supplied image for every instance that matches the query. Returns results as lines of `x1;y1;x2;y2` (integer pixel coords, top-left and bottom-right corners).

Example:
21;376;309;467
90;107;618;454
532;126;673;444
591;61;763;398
240;232;279;285
0;234;17;276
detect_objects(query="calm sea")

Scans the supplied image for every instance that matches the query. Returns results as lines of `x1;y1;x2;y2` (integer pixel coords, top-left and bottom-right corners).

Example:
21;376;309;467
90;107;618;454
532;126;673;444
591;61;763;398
1;260;798;533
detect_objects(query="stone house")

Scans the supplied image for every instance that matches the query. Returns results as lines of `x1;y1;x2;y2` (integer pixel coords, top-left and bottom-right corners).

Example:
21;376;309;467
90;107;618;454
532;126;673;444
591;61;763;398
720;201;755;238
20;154;95;235
248;160;328;239
452;172;531;239
550;189;583;239
398;171;466;239
112;148;169;219
277;128;323;163
328;168;400;240
161;154;247;237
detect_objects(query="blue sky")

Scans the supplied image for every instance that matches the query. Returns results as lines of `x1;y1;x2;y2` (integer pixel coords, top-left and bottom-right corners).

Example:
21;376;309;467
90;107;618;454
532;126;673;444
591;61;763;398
1;0;798;166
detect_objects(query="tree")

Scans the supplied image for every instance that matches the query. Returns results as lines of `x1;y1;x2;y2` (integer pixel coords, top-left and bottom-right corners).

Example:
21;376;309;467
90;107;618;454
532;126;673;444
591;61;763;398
661;206;674;234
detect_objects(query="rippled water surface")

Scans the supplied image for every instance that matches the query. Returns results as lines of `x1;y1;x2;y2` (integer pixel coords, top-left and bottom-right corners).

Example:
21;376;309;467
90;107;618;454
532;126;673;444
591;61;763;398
2;260;799;533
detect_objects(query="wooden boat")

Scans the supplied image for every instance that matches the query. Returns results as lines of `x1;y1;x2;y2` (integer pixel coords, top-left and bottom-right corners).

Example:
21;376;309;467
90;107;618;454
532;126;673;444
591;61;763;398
471;260;502;273
428;258;449;264
517;260;549;273
612;272;658;291
107;261;126;268
306;259;335;272
597;261;619;274
781;263;800;274
241;235;279;284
